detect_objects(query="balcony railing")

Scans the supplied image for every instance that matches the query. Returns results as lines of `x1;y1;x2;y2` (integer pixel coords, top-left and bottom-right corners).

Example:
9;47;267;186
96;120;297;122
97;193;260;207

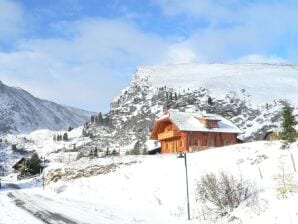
158;130;180;140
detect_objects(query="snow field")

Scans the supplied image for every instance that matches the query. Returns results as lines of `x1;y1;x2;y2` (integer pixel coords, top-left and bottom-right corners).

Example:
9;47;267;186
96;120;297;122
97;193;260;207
40;141;298;223
2;141;298;223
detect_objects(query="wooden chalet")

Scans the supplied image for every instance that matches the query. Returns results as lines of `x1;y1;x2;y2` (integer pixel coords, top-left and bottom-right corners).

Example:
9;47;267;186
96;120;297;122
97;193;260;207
150;110;242;153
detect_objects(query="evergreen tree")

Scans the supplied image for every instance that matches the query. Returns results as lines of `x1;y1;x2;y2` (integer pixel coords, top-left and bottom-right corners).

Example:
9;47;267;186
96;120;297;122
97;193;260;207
169;92;173;101
82;128;88;137
11;144;17;151
95;115;99;124
26;153;43;175
63;133;68;141
104;116;110;126
91;115;95;123
94;147;98;157
280;102;297;143
207;96;213;106
98;112;104;124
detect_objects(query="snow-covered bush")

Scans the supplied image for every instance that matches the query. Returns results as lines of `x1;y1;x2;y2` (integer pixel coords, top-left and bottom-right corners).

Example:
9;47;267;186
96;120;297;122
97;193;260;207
273;164;297;199
196;171;258;217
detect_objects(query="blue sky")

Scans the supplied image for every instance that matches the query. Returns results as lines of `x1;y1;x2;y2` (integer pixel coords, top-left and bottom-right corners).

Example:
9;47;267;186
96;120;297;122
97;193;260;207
0;0;298;112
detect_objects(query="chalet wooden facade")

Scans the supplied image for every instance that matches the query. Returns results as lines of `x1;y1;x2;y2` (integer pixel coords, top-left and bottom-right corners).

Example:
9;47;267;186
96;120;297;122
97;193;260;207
150;110;241;153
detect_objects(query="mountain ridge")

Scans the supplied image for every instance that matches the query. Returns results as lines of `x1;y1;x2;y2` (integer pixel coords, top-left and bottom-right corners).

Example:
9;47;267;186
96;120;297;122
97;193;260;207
0;81;94;134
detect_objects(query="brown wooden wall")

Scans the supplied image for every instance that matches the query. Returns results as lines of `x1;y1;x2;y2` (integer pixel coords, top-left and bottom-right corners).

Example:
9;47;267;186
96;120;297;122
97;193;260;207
186;132;237;148
160;130;237;153
160;131;188;153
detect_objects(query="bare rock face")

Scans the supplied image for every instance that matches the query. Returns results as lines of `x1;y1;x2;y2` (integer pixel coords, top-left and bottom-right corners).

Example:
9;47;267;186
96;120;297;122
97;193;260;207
83;63;296;153
0;81;94;134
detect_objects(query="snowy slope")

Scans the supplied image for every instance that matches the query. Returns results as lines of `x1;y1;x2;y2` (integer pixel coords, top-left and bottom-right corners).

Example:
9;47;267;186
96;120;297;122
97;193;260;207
0;127;92;173
46;141;298;224
136;63;298;106
0;80;93;134
2;141;298;223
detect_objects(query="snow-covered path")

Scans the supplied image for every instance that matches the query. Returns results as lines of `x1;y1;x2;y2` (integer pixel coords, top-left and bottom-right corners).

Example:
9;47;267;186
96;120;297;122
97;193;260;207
1;181;181;224
0;183;43;224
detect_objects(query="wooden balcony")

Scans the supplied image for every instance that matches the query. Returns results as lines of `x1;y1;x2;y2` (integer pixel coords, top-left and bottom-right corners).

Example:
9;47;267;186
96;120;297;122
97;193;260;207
158;130;180;140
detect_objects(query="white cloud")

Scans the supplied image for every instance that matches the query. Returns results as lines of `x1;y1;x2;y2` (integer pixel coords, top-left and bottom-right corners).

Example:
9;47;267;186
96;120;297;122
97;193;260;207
0;18;176;112
235;54;287;64
153;0;298;61
1;1;297;112
165;44;200;64
0;0;25;41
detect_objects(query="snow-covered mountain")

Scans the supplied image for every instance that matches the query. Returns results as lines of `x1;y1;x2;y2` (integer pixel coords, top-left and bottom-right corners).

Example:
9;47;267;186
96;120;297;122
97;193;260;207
0;81;93;134
83;63;297;153
136;63;298;106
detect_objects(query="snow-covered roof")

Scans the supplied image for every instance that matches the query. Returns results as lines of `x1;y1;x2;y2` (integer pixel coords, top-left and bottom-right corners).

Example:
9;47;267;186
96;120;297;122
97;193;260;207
158;110;242;134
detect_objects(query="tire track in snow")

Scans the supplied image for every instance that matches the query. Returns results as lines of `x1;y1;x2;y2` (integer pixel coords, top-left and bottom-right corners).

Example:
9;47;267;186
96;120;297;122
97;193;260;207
7;191;78;224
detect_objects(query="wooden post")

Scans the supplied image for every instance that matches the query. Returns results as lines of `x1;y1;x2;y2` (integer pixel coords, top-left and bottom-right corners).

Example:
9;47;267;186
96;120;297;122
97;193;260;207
258;167;263;180
291;154;296;172
184;153;190;220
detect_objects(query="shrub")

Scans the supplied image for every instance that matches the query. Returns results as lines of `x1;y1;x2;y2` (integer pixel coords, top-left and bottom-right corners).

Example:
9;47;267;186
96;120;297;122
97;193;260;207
274;164;298;199
196;171;258;217
126;148;140;155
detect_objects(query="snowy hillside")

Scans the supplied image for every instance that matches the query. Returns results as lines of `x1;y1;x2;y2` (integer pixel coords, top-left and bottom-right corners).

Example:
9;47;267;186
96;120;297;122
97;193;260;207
2;141;298;223
0;127;91;173
0;81;93;134
136;63;298;106
83;63;297;153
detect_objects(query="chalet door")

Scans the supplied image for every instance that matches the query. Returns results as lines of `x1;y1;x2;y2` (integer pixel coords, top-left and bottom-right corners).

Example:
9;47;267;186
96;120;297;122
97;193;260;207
207;135;215;147
216;134;221;147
